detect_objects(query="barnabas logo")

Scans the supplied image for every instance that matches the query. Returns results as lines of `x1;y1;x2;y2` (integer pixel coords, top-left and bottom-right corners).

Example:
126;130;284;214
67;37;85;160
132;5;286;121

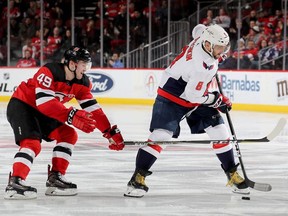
87;72;114;93
221;74;260;91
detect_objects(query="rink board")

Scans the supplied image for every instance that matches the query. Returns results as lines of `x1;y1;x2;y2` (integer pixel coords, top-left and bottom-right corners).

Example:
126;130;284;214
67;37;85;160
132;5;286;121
0;67;287;113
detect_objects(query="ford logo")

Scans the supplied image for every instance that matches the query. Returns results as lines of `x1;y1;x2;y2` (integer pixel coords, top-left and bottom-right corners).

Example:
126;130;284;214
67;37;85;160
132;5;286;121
86;72;114;93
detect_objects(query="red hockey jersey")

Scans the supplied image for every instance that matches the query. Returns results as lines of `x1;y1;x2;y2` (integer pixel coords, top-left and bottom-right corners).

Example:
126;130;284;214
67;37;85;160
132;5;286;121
12;62;111;133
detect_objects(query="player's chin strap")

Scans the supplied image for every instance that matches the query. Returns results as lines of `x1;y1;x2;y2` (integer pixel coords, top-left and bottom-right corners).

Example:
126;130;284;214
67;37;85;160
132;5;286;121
202;42;214;58
66;61;78;79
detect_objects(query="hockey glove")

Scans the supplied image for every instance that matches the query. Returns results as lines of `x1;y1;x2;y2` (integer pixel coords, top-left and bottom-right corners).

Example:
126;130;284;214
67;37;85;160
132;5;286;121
67;107;96;133
103;125;125;151
207;91;232;113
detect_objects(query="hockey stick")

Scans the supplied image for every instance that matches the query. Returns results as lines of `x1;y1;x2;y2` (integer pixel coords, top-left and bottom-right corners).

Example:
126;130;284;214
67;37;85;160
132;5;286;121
124;117;286;145
215;74;272;192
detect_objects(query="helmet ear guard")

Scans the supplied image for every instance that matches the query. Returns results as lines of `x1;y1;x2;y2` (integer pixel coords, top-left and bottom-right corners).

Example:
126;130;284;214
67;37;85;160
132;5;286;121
63;49;76;65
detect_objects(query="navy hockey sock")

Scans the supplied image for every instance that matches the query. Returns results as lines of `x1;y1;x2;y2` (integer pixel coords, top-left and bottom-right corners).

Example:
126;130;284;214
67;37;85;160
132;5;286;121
135;148;157;170
216;148;235;171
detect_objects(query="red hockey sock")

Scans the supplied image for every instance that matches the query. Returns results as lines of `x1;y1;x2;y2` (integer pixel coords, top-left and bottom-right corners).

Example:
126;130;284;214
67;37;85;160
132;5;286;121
49;125;77;175
12;139;41;180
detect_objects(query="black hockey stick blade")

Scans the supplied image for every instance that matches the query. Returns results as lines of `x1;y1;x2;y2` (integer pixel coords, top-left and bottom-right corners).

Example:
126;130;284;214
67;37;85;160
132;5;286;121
246;179;272;192
124;118;286;145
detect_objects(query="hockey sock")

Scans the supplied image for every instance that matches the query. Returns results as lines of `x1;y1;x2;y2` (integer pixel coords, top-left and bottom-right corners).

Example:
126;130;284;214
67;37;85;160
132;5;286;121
12;139;41;180
48;125;77;175
213;142;235;171
52;142;74;175
135;144;163;170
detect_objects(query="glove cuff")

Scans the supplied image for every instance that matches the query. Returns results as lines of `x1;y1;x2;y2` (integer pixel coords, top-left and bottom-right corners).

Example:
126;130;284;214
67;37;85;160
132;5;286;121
67;107;77;124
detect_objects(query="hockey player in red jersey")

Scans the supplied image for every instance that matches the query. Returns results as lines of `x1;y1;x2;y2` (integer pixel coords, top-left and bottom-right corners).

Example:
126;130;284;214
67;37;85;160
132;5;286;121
5;46;124;200
124;24;249;198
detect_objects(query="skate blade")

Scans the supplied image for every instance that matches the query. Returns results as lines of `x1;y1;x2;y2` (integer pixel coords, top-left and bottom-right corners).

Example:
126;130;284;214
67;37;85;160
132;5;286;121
45;187;77;196
124;186;146;198
4;190;37;200
231;187;250;195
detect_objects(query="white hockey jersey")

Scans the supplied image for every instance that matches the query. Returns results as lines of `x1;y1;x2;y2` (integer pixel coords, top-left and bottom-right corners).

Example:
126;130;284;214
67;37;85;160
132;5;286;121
158;37;218;108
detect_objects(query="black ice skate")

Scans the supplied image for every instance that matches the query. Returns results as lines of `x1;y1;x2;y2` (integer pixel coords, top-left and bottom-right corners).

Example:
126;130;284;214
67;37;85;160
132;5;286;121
124;168;152;198
224;164;250;195
45;165;77;196
4;173;37;200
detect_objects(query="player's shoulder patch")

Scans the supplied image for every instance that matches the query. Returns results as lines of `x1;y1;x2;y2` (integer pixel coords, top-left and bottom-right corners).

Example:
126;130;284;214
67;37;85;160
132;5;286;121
44;63;65;81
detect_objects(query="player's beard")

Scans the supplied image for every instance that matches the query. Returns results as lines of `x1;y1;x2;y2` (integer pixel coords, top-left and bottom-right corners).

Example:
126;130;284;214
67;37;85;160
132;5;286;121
213;52;221;60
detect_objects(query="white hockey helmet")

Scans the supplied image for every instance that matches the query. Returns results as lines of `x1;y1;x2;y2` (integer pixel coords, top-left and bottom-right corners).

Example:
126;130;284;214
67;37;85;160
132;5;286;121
201;24;230;56
192;24;206;39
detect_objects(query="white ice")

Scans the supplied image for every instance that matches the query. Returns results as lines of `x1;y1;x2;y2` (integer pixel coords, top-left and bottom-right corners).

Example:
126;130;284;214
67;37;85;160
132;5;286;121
0;102;287;216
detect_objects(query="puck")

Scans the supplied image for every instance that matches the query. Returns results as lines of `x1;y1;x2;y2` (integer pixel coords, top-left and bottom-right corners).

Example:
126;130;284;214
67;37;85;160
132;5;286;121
242;196;250;200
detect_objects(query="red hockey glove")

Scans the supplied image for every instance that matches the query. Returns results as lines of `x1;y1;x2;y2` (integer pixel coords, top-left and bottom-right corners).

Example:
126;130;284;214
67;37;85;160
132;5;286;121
103;125;125;151
207;91;232;113
67;107;97;133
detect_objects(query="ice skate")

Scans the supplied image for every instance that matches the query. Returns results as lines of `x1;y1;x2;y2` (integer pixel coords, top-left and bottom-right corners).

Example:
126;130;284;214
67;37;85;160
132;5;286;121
45;165;77;196
224;164;250;195
124;169;152;198
4;173;37;200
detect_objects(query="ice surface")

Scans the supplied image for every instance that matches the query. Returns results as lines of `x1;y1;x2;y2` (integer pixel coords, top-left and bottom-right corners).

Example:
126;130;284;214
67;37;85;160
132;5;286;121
0;103;287;216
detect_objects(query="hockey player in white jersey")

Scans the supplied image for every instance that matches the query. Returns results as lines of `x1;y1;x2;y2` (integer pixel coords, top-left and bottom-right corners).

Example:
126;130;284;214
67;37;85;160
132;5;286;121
124;24;249;198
